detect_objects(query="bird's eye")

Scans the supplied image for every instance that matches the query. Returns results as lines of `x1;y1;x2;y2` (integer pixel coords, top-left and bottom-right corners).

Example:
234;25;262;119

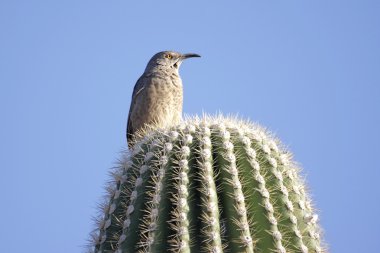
165;54;172;59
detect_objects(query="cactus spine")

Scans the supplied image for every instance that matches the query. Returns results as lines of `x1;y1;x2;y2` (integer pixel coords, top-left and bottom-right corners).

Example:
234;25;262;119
89;116;325;253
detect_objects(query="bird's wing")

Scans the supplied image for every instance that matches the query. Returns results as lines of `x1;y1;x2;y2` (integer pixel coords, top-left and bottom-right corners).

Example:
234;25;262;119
127;75;146;146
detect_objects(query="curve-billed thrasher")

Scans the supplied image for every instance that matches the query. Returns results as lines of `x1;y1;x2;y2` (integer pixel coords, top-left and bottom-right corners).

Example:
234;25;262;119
127;51;200;147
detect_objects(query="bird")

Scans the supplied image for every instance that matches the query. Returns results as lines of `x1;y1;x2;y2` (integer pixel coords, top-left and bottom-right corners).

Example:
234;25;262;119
127;51;200;147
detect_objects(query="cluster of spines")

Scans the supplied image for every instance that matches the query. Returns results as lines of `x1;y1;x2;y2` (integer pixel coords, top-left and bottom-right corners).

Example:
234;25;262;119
135;135;171;252
89;116;325;253
166;127;193;252
214;123;254;253
196;123;223;253
277;153;322;253
240;128;298;253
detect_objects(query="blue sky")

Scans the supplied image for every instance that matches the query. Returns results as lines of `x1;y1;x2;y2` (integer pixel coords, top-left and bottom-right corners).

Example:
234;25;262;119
0;1;379;252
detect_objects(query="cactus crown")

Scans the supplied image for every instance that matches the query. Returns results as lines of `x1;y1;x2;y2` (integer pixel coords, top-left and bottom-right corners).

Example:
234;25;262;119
89;115;325;253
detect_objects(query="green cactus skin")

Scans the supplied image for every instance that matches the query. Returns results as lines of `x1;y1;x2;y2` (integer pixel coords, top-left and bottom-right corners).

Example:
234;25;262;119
89;116;326;253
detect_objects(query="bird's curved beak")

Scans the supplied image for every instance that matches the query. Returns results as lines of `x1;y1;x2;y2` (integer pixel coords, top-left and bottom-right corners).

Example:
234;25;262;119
174;53;200;69
181;53;201;60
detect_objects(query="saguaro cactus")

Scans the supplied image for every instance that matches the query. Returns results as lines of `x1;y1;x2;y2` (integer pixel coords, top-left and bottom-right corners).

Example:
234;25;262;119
89;116;325;253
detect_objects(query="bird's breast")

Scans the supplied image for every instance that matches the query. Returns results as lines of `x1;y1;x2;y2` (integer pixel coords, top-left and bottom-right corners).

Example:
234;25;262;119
152;76;183;119
132;75;183;131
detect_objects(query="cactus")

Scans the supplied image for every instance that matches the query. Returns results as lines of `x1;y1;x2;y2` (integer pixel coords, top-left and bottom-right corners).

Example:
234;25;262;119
89;116;325;253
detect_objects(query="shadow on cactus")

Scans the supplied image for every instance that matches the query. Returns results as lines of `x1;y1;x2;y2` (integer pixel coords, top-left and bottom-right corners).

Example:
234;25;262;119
88;115;326;253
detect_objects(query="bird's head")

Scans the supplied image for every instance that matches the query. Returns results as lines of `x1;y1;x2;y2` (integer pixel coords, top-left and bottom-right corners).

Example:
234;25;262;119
144;51;200;74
